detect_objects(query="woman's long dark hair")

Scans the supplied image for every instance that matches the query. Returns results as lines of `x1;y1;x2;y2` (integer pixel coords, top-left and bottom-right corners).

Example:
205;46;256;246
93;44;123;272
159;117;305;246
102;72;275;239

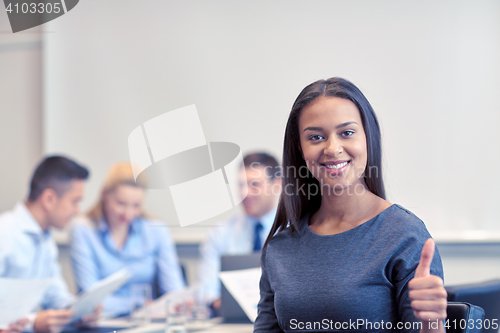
263;77;385;248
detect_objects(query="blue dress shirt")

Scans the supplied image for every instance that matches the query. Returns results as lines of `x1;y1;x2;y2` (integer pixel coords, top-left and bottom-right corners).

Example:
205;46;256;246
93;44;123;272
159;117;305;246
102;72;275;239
197;208;276;303
69;216;185;315
0;203;75;312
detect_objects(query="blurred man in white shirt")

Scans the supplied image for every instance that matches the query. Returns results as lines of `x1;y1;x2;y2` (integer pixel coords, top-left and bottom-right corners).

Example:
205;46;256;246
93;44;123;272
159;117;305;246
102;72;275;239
0;156;100;333
197;152;281;313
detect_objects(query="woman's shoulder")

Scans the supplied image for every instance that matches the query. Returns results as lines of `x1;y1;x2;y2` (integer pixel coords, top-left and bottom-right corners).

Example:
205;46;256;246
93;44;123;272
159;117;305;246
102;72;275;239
379;204;444;279
138;217;170;227
139;216;164;226
373;203;434;247
381;204;429;231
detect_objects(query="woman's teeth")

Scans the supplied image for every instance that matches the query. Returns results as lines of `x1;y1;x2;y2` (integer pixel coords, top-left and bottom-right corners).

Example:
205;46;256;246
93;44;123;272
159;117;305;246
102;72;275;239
325;161;349;169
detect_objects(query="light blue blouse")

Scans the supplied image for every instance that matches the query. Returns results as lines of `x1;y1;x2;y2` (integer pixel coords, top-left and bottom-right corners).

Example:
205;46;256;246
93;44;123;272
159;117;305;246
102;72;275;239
69;216;185;315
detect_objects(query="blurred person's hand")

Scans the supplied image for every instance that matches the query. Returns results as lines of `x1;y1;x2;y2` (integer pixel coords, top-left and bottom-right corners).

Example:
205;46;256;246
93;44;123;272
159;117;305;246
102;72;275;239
211;299;221;310
77;304;102;328
0;318;29;333
34;309;75;333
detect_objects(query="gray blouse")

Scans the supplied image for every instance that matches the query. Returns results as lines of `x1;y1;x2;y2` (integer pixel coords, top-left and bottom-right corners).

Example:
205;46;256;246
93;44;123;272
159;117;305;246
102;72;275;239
254;204;444;333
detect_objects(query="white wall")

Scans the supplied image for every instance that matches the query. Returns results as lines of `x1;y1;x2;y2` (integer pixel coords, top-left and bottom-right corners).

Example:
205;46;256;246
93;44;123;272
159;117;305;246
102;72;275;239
43;0;500;242
1;0;499;289
0;13;43;212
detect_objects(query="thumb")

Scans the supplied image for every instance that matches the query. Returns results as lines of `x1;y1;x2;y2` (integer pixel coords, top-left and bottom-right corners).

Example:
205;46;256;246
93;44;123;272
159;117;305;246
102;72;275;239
414;238;435;278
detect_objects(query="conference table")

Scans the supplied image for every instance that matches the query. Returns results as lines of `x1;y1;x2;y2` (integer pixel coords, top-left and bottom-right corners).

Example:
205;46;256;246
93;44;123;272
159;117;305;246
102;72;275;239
91;317;254;333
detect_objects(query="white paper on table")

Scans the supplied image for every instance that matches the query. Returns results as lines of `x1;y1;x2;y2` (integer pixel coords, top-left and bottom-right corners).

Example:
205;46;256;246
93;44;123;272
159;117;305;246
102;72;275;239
131;287;192;319
0;278;53;329
219;267;262;323
71;268;132;319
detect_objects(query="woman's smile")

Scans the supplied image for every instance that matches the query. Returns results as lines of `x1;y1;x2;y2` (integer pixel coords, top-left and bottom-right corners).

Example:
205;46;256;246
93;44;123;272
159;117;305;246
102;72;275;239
321;160;351;176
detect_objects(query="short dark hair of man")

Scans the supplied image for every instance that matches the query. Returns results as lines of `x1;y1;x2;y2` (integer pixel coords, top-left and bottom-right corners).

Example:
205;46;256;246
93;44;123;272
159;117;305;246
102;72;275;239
27;155;90;202
243;152;280;180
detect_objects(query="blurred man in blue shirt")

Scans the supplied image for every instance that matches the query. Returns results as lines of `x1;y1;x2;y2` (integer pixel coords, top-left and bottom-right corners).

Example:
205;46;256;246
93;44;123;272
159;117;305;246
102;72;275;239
0;156;99;333
197;152;281;313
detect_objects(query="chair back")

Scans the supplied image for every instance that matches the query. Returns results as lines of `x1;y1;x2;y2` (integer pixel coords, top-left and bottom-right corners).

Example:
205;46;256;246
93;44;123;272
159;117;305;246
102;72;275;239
447;279;500;333
447;302;485;333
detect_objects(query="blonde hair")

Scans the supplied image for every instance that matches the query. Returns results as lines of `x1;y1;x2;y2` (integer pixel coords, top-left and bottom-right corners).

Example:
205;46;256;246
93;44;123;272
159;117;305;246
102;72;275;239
87;162;149;222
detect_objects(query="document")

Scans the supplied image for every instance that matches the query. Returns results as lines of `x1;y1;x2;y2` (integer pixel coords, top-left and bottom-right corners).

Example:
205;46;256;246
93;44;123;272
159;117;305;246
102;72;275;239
71;268;132;319
0;278;52;329
131;287;189;319
219;267;262;322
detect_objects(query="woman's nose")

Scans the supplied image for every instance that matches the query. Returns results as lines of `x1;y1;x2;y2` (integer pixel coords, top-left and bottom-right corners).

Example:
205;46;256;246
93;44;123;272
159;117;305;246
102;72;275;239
323;137;342;157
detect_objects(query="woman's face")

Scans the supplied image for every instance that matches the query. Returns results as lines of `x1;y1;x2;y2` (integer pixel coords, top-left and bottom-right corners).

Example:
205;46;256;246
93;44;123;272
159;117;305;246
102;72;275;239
298;96;368;193
103;184;145;226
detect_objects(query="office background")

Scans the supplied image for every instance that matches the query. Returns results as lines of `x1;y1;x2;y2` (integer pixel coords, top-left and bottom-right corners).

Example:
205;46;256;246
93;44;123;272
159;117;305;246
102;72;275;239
1;0;500;291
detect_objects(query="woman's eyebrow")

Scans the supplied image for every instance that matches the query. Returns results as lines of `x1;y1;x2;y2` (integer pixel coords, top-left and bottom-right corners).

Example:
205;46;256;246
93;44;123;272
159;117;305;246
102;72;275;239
336;121;357;129
303;121;358;132
303;126;323;132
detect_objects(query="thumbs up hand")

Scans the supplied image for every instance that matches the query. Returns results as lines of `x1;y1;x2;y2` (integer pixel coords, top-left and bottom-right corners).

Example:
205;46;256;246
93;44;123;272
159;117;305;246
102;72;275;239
408;239;447;332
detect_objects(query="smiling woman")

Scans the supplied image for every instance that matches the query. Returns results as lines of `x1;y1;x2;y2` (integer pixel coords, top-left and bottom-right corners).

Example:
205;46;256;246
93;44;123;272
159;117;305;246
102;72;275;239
254;78;448;333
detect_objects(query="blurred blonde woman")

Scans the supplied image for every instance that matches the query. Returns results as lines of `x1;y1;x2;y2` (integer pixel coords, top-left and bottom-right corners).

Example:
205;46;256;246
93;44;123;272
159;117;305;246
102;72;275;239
69;162;185;316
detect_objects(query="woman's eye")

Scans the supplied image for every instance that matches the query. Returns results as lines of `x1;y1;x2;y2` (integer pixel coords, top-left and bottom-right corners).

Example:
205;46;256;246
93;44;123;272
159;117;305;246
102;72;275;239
309;135;324;141
342;130;354;137
250;181;262;187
